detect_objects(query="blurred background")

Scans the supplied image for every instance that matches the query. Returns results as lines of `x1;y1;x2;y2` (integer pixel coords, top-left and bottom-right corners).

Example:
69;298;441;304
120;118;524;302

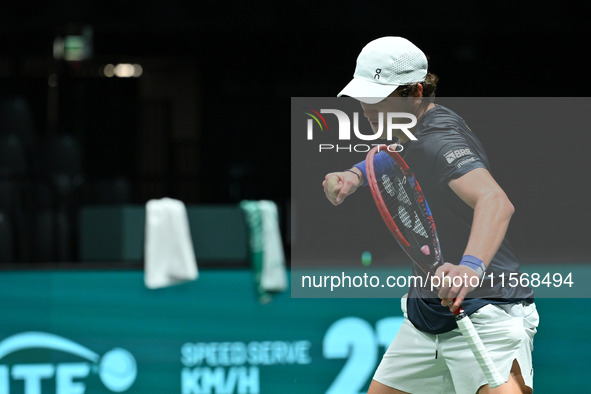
1;0;590;265
1;1;590;393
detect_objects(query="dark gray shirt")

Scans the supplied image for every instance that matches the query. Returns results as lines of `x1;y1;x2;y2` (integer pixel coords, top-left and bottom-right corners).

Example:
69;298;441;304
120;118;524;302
355;104;534;334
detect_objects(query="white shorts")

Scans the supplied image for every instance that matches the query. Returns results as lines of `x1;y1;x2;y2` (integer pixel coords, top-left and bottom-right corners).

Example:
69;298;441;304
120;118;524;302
373;296;539;394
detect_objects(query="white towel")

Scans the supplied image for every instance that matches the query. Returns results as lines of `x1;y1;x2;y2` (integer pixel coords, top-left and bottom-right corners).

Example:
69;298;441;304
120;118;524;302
144;198;198;289
258;200;287;293
240;200;287;301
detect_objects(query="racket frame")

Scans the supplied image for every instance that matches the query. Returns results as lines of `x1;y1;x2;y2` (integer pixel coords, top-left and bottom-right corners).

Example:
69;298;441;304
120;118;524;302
365;144;443;274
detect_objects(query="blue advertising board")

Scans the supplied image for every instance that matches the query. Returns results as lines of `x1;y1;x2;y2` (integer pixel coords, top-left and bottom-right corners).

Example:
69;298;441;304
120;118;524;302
1;268;590;393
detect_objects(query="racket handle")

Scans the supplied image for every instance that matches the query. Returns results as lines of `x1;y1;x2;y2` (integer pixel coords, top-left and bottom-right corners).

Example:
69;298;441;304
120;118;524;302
449;298;464;317
454;308;505;388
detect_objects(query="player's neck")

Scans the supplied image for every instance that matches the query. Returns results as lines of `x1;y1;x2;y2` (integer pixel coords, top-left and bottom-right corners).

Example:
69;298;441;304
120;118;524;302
416;102;435;121
397;102;435;143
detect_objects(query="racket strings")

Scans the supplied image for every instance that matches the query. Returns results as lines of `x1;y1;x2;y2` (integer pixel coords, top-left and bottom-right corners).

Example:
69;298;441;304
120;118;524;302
374;153;434;261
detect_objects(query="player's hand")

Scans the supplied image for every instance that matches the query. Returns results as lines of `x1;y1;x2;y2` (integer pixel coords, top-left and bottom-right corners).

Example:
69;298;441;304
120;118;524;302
434;262;480;313
322;170;362;206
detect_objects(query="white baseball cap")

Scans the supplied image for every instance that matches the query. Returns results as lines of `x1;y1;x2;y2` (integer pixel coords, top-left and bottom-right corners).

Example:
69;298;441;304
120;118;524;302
338;36;428;104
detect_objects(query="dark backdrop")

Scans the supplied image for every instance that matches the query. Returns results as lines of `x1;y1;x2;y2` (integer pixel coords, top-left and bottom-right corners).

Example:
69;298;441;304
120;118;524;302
1;1;590;263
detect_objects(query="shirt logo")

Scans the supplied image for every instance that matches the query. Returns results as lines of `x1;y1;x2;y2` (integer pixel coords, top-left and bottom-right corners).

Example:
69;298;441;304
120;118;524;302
444;148;472;164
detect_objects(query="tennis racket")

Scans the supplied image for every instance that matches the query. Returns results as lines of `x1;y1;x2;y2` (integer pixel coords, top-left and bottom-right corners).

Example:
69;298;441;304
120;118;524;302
364;144;505;388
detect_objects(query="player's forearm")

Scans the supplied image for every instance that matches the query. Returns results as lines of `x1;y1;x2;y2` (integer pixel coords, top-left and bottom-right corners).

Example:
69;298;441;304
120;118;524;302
463;190;515;267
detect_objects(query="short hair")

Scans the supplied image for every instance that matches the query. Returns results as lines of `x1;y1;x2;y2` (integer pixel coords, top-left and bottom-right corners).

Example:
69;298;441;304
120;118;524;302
397;72;438;98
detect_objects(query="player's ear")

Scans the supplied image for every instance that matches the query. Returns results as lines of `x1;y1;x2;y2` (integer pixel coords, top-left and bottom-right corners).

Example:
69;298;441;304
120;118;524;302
412;83;424;98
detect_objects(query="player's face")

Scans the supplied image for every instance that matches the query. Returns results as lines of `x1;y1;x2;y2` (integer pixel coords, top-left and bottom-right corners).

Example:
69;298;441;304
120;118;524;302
360;91;412;139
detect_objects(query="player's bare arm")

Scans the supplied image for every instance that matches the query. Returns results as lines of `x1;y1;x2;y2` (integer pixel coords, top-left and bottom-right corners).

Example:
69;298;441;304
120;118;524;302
437;167;515;311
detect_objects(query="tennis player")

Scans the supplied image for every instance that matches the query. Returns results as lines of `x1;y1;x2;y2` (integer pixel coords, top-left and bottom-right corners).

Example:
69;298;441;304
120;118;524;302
323;37;538;394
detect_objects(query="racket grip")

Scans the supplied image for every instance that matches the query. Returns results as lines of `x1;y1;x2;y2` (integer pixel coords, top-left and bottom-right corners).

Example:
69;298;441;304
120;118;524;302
455;310;506;388
449;298;464;316
451;298;460;315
